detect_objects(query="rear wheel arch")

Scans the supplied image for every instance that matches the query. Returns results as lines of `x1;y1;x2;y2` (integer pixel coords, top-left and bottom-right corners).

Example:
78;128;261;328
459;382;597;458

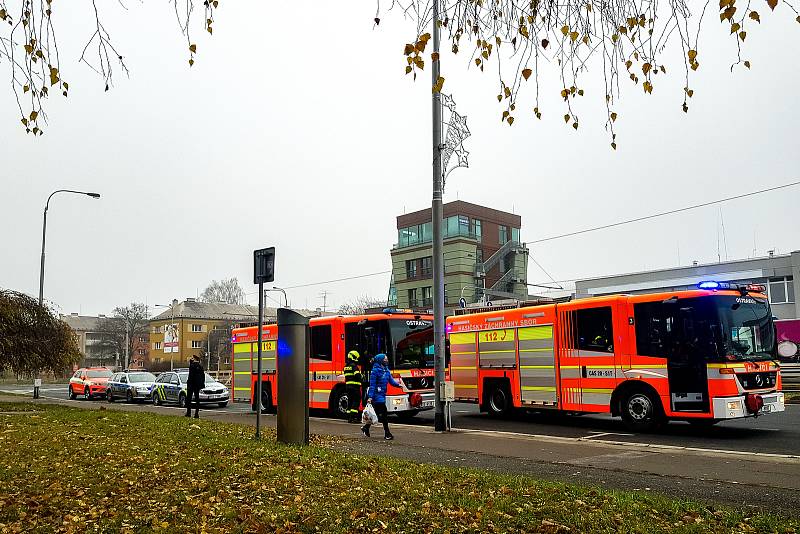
329;384;349;418
482;377;513;417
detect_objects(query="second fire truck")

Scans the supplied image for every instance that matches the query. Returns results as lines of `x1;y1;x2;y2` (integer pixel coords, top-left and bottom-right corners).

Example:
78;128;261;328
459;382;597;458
447;282;785;430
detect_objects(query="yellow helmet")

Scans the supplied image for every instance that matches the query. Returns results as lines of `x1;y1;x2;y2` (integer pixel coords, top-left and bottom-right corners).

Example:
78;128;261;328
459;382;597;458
347;350;360;362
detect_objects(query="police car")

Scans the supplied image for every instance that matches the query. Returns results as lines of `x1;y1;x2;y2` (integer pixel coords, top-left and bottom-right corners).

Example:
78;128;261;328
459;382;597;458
106;371;157;403
150;369;229;408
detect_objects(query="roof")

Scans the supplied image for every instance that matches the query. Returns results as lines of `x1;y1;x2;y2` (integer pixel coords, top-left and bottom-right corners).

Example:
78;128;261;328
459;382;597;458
149;299;324;322
60;314;120;332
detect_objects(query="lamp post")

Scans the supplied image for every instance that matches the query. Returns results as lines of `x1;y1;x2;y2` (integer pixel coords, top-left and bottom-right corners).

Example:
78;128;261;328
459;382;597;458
39;190;101;306
268;286;288;307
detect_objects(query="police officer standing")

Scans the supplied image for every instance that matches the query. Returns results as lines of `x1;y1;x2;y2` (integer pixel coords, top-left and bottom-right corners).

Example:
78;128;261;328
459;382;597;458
343;350;363;423
185;355;205;419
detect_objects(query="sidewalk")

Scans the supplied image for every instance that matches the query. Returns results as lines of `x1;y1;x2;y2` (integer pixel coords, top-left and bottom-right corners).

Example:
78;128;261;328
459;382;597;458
6;394;800;515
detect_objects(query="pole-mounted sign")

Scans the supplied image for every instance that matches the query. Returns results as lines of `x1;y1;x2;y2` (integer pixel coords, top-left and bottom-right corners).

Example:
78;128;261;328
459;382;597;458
253;247;275;439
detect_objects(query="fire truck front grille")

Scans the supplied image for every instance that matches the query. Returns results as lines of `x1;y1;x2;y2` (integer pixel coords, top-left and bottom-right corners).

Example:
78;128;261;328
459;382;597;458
402;377;434;390
738;372;777;390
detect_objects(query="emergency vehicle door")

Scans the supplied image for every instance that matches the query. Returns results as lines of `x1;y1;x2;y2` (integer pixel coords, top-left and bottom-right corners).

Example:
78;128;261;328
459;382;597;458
665;300;711;412
517;324;557;405
574;306;617;409
449;331;478;401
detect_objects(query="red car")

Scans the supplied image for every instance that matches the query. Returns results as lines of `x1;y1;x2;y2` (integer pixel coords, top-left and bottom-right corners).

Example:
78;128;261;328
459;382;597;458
68;367;113;400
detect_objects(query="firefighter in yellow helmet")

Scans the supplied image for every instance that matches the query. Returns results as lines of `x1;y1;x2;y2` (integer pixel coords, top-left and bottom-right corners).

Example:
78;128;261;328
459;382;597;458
343;350;363;423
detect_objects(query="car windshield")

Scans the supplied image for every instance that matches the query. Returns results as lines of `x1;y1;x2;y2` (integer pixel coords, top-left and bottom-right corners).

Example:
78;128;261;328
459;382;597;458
177;372;217;384
128;372;156;383
86;370;112;378
388;319;434;369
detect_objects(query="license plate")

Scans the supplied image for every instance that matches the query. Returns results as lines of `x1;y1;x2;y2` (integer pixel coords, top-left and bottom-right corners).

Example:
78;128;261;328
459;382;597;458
421;400;435;408
762;404;772;413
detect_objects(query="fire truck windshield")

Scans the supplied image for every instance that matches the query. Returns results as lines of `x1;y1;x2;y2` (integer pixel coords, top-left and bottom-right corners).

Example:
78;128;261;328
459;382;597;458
636;294;776;362
388;319;434;370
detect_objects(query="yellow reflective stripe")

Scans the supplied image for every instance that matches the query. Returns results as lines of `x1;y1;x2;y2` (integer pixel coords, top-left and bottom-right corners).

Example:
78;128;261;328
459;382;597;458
520;365;554;369
517;325;553;340
521;386;557;391
478;350;515;354
560;365;580;369
451;351;476;355
450;332;476;344
451;366;477;370
519;348;553;353
707;363;746;369
233;357;251;362
455;385;478;389
234;387;250;392
345;382;361;385
233;344;251;354
580;388;614;394
233;372;251;375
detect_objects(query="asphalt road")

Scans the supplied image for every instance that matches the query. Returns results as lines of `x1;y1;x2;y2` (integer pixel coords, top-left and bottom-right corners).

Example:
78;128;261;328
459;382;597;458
4;384;798;456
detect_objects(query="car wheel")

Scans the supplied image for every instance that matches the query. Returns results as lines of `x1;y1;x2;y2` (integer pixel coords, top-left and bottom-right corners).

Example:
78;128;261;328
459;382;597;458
620;390;663;432
126;391;134;403
152;391;161;406
68;386;76;400
178;393;186;408
107;390;114;403
85;387;92;401
486;382;512;417
217;402;228;408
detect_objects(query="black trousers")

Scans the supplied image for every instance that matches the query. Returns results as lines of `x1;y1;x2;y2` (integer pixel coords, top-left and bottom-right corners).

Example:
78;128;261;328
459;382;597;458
367;401;391;435
186;386;201;415
346;384;361;416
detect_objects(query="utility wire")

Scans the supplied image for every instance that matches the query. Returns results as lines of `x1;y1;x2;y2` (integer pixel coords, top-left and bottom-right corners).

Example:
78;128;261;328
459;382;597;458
242;181;797;295
524;180;800;245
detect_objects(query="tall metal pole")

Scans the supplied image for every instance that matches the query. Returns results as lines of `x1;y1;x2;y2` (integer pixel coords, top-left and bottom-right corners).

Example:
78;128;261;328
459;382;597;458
38;190;100;307
431;0;447;432
38;205;49;306
255;282;264;439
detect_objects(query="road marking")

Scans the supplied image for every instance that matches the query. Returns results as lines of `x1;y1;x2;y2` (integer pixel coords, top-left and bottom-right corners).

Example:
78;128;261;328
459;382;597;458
444;427;800;461
584;431;633;439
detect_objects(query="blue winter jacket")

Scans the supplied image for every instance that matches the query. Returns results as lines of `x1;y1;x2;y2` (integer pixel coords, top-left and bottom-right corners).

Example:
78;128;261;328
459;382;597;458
367;355;401;404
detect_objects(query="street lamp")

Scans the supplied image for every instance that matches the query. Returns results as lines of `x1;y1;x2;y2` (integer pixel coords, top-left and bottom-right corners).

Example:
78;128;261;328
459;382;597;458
39;190;101;306
268;286;288;307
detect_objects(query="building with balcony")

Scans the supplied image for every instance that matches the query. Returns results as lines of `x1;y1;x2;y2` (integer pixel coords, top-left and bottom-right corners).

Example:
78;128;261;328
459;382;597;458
61;314;149;369
389;201;529;309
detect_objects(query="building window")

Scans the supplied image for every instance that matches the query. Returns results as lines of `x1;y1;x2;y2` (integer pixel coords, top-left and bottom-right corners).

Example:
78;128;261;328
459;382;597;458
137;349;146;356
421;256;433;277
154;342;162;350
191;340;203;349
406;259;418;279
511;227;520;243
191;324;203;332
499;226;508;244
138;336;146;343
152;325;161;334
443;284;448;304
768;276;794;304
422;286;432;306
476;248;484;263
471;219;482;241
408;288;418;307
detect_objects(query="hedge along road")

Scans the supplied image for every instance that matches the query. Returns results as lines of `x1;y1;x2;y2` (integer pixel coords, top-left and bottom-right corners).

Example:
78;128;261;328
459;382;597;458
4;383;799;456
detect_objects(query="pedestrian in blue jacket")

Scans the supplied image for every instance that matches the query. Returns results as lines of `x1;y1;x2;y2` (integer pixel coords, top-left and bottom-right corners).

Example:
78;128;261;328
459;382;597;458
361;353;401;440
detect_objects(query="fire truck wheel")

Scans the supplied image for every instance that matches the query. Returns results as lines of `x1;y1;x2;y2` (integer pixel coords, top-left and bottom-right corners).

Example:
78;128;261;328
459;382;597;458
252;386;272;414
620;390;662;432
331;388;349;419
486;382;513;417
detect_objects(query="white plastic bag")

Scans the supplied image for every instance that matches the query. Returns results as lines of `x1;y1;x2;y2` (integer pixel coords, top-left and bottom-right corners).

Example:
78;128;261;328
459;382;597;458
362;402;378;425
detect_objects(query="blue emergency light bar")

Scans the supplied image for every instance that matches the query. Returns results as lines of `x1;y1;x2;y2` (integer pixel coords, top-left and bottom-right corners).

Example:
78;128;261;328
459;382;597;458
697;281;766;293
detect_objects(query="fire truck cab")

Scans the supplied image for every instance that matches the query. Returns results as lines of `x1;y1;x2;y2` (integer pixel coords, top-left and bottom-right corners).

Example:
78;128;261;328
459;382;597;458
447;283;785;431
231;310;436;418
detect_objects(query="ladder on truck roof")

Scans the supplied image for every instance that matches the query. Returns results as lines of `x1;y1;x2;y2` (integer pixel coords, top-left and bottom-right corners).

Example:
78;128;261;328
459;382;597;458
452;296;572;316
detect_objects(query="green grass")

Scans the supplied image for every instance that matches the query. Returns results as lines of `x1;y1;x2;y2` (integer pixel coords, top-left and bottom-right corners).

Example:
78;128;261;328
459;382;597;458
0;402;796;533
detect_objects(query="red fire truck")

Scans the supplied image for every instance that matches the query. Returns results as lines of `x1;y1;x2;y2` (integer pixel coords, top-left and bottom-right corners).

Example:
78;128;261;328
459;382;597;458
446;282;785;431
231;309;436;418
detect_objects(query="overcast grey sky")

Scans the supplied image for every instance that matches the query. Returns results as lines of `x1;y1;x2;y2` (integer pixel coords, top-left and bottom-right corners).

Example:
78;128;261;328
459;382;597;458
1;3;798;315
